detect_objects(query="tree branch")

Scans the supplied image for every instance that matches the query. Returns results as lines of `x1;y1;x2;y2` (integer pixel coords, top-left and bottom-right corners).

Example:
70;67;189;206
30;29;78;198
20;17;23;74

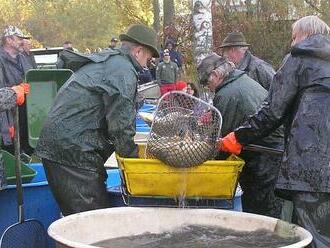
304;0;324;15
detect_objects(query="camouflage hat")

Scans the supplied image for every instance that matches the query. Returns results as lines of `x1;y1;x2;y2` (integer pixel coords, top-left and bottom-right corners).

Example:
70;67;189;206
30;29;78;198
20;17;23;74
219;31;249;48
3;26;30;39
119;24;159;58
163;49;170;56
197;53;228;86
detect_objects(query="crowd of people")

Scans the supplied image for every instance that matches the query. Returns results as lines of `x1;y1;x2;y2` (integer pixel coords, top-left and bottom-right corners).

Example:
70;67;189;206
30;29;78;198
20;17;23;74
0;14;329;248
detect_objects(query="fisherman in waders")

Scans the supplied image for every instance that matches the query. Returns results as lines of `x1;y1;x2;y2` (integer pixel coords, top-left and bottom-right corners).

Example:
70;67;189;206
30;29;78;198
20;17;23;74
219;16;330;248
35;24;159;216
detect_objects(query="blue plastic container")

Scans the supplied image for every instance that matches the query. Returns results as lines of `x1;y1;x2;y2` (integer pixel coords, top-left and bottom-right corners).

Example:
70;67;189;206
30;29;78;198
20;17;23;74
106;169;243;211
136;125;151;133
139;103;156;112
135;103;155;133
106;168;121;187
0;163;61;247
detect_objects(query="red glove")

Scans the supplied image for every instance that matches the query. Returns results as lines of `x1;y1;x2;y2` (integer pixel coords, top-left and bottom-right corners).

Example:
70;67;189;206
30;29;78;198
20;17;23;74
11;82;30;105
8;126;15;139
20;82;30;94
218;132;242;155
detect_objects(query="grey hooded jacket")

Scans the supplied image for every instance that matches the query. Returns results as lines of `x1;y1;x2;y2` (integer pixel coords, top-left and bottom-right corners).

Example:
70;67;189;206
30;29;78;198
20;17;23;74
235;34;330;193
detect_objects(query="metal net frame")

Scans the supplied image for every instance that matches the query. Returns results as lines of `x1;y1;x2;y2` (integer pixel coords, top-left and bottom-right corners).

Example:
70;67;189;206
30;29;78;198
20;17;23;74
146;91;222;167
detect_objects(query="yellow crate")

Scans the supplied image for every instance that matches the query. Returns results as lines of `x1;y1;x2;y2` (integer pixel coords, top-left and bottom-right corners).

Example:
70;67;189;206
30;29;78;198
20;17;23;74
116;145;245;199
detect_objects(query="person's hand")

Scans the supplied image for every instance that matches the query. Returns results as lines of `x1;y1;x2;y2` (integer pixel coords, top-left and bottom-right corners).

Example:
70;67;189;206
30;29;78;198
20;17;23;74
20;82;30;94
8;126;15;139
11;83;30;105
218;132;242;155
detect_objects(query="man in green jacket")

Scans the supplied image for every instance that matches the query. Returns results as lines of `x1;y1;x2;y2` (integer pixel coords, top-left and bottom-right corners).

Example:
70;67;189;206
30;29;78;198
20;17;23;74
156;49;179;95
35;24;159;216
198;54;284;218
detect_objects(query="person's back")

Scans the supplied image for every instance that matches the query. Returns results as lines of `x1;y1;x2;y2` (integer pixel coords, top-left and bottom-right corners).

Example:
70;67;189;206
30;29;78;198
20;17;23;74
35;23;159;216
215;70;283;218
214;71;266;135
36;49;139;168
273;34;330;193
57;41;74;69
237;51;275;90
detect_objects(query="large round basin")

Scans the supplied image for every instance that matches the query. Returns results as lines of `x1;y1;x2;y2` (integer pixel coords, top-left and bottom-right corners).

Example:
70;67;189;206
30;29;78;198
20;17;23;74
48;207;312;248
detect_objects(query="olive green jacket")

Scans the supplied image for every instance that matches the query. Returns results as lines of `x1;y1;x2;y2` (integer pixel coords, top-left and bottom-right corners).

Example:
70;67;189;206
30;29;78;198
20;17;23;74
35;48;140;172
214;70;284;218
214;69;283;147
156;60;179;84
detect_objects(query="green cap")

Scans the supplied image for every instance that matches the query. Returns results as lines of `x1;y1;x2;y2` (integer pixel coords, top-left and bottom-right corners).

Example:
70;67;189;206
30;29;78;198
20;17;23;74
219;32;250;48
119;24;159;58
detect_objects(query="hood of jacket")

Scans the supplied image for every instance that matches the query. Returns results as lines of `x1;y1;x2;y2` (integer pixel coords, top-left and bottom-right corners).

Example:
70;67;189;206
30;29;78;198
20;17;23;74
291;34;330;61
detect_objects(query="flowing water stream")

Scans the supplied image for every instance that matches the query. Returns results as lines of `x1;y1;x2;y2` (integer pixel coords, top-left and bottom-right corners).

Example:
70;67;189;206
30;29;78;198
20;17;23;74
177;168;188;208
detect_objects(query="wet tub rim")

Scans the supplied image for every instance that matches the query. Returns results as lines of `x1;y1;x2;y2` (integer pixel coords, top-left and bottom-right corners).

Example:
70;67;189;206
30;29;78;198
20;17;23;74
48;207;313;248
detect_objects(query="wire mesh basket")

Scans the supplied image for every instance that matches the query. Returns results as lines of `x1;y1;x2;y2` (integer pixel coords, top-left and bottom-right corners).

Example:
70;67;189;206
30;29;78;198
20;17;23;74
146;91;222;168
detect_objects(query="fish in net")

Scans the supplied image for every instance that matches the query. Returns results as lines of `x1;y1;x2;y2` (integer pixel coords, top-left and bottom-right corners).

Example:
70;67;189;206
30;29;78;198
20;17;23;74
146;91;222;167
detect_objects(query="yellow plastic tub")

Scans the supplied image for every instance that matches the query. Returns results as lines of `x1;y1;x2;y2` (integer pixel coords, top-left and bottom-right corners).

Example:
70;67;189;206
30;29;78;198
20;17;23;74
116;145;244;199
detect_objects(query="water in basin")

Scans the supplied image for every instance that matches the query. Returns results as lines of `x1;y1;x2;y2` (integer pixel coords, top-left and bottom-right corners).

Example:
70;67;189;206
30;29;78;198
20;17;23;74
92;225;300;248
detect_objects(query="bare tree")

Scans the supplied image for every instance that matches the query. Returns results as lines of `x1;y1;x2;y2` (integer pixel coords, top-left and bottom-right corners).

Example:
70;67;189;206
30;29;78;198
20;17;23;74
153;0;160;34
163;0;175;27
193;0;213;65
304;0;323;14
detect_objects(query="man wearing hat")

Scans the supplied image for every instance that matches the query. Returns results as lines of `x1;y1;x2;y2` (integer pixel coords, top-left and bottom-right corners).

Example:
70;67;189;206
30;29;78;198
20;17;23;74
109;37;119;49
197;53;284;218
156;49;179;95
0;26;33;156
35;23;159;215
220;31;275;90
